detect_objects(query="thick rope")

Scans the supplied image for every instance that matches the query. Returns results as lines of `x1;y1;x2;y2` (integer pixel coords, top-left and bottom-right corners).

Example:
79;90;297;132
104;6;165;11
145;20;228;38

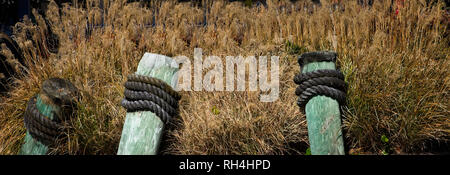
124;89;178;116
121;74;180;124
294;69;344;84
127;74;181;100
25;106;60;137
125;81;179;104
295;76;347;96
294;69;347;108
25;96;64;130
121;99;172;124
24;117;55;146
297;85;347;108
23;95;65;145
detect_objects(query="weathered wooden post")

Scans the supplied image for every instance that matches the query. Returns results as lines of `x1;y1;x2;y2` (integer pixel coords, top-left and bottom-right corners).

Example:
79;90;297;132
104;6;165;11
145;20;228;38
20;78;79;155
117;53;180;155
294;51;347;155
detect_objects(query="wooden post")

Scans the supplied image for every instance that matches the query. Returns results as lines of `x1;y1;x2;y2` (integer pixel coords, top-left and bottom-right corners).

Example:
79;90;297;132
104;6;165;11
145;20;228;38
20;78;79;155
117;53;179;155
20;95;56;155
299;52;345;155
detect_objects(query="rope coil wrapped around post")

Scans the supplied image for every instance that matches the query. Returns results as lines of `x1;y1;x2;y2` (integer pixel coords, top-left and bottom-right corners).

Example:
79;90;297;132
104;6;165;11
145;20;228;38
23;95;64;146
121;74;180;124
294;53;347;109
20;78;79;155
117;53;180;155
293;51;347;155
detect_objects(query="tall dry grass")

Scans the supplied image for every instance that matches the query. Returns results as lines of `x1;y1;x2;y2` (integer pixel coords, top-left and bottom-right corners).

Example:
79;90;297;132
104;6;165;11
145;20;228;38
0;0;448;154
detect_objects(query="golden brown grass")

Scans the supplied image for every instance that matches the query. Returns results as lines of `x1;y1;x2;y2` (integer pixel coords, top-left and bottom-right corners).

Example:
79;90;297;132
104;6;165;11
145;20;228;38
0;0;448;155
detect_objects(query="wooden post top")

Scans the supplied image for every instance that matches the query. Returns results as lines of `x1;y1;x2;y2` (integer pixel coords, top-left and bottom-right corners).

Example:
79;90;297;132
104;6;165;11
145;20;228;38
297;51;337;68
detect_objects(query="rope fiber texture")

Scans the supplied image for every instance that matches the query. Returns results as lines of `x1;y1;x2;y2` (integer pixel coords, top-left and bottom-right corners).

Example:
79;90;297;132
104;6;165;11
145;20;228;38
294;69;347;108
121;74;180;124
23;95;65;146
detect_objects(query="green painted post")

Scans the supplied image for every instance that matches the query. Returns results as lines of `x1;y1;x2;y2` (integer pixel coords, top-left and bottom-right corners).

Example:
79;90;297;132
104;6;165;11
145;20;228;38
299;52;345;155
117;53;179;155
20;78;79;155
20;95;56;155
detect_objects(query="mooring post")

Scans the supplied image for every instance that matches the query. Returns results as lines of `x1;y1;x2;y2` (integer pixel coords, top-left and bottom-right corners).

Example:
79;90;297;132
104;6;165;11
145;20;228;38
19;78;79;155
117;53;179;155
294;51;346;155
